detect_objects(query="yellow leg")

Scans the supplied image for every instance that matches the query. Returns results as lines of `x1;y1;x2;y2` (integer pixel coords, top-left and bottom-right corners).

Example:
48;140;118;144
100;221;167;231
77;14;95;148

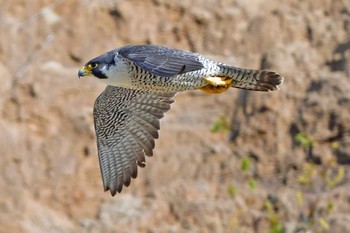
199;76;232;94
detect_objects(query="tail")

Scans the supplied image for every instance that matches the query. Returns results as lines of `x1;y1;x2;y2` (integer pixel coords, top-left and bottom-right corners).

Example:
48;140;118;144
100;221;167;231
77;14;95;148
218;64;283;92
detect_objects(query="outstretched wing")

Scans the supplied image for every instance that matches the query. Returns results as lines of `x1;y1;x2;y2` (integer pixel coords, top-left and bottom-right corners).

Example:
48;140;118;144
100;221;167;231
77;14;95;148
93;85;175;196
118;45;205;77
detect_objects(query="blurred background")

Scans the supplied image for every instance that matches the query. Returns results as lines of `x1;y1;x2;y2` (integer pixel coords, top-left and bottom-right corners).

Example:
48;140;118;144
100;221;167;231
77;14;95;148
0;0;349;232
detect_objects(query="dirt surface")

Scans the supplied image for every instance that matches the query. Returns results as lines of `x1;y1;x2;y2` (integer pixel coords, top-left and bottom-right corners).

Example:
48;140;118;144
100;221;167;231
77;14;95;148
0;0;350;232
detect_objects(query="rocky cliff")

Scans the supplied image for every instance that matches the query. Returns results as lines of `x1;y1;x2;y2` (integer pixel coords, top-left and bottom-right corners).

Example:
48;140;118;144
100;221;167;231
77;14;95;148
0;0;349;232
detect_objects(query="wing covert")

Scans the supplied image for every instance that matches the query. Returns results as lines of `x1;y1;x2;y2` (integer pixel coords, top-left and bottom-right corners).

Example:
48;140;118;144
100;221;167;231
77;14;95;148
118;45;205;77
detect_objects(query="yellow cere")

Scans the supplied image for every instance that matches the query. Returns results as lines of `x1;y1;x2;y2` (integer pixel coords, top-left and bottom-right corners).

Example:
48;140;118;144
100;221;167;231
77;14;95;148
81;63;98;76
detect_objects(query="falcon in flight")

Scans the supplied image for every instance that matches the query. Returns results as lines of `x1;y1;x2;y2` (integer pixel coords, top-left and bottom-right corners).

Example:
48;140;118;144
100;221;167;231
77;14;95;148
78;45;283;196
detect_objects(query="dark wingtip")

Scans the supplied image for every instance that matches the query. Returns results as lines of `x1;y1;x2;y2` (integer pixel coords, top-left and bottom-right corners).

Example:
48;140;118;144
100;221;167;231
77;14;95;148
107;185;123;196
109;187;117;196
124;178;131;187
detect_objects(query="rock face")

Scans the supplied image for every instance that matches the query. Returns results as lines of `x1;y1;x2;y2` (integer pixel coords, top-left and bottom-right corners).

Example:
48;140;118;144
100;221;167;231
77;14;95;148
0;0;349;232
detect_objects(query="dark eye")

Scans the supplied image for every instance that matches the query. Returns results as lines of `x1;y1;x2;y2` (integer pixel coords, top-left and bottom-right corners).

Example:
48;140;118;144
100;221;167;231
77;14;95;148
88;63;98;70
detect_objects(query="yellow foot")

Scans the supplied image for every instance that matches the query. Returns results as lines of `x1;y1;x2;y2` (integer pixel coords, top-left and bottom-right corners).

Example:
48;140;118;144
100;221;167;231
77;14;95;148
199;76;232;94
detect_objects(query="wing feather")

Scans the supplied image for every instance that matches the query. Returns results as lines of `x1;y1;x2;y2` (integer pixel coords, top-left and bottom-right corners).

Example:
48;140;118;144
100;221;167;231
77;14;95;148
132;114;159;138
93;85;175;195
133;110;160;129
118;45;205;77
128;127;154;156
126;131;146;168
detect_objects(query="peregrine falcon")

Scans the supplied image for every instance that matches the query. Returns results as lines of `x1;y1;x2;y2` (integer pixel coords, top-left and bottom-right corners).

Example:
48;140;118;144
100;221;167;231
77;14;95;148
78;45;283;196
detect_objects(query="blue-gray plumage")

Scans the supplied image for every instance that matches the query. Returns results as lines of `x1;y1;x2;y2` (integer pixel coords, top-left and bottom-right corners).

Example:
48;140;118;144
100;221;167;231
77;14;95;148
78;45;283;196
118;45;205;77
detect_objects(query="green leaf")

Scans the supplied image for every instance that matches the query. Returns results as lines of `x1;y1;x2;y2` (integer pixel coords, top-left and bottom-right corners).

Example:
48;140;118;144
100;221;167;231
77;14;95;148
269;224;284;233
227;184;236;198
295;132;313;148
240;157;251;172
327;166;345;188
210;116;230;133
319;217;330;229
326;201;334;213
296;190;304;207
331;142;340;150
297;162;315;186
211;121;221;133
248;177;257;190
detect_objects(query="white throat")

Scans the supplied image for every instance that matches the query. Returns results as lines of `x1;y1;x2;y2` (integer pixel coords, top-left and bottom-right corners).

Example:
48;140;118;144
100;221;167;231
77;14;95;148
100;56;133;88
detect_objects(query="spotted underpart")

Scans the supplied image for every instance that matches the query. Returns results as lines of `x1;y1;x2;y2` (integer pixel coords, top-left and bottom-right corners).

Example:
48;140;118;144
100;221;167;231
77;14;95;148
79;44;284;196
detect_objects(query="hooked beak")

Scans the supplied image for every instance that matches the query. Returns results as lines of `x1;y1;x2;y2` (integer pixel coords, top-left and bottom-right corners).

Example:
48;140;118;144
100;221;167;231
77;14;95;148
78;66;90;78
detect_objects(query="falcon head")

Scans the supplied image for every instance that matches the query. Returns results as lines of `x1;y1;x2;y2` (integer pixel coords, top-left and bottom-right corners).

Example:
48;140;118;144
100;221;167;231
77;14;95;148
78;50;117;79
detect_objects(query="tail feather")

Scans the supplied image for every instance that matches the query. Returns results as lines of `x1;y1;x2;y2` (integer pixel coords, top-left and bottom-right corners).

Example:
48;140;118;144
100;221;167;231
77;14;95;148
218;65;284;92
